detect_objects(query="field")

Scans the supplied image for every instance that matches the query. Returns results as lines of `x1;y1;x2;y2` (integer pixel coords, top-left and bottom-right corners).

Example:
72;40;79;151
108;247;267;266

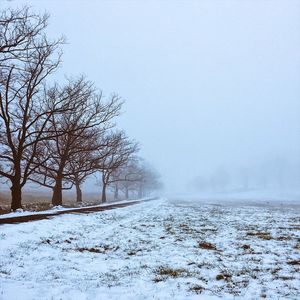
0;190;105;214
0;197;299;299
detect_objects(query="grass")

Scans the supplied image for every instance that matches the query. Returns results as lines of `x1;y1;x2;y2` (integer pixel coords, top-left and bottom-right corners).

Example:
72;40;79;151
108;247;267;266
74;244;117;254
198;241;217;250
188;284;205;294
156;266;188;277
127;249;142;256
241;244;251;250
75;247;103;253
0;190;114;214
287;260;300;266
246;231;272;240
153;266;190;282
216;273;232;281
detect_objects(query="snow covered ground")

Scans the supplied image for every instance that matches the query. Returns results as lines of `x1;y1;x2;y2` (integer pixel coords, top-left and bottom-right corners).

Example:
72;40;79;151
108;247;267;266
0;198;149;219
0;197;299;299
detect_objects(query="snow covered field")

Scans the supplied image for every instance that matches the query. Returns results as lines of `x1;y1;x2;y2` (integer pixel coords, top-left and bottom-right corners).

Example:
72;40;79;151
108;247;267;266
0;197;299;299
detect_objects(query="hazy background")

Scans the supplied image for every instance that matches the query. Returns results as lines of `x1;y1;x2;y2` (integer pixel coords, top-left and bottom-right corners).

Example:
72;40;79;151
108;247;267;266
2;0;300;195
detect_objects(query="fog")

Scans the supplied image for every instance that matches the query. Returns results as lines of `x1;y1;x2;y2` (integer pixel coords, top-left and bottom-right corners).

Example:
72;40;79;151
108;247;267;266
4;0;300;195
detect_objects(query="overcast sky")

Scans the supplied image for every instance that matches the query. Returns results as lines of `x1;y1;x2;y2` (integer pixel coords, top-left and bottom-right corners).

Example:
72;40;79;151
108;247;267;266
3;0;300;193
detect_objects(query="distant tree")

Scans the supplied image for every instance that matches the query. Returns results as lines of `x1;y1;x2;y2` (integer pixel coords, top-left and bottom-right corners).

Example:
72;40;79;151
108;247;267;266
110;157;142;200
190;175;209;192
0;7;65;210
111;157;162;200
135;160;162;198
96;132;138;203
257;157;289;190
210;167;230;192
238;166;250;190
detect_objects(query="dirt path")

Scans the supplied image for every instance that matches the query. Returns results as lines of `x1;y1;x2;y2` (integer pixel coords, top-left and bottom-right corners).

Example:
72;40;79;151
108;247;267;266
0;198;156;225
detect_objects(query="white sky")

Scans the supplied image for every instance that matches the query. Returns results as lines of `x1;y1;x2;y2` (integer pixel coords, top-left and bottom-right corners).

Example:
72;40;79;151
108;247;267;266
2;0;300;193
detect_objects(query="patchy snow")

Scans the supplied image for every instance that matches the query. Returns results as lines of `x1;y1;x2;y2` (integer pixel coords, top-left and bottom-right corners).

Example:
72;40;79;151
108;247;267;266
0;197;299;299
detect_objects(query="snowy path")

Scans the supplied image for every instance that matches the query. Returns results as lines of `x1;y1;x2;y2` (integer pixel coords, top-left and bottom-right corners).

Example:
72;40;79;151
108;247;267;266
0;197;299;299
0;198;153;224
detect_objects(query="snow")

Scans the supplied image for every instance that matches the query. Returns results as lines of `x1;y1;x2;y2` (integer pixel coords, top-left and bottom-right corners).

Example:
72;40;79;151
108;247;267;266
0;197;299;299
0;198;150;219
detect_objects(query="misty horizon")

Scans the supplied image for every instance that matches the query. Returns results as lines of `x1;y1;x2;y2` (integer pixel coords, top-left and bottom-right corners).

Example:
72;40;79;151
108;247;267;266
1;0;300;195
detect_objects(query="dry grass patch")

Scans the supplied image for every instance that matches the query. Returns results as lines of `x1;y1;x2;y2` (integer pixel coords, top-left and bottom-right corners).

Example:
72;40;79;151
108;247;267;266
287;260;300;266
188;284;205;294
241;244;251;250
76;247;102;253
246;231;272;240
198;242;217;250
127;249;142;256
156;266;188;277
74;244;117;254
153;266;191;282
276;236;293;241
216;273;232;281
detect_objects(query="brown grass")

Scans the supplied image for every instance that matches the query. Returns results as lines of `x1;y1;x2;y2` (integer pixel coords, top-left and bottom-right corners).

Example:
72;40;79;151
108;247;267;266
216;273;232;281
0;189;114;214
188;284;204;294
198;242;217;250
287;260;300;266
153;266;190;283
246;231;272;240
75;247;103;253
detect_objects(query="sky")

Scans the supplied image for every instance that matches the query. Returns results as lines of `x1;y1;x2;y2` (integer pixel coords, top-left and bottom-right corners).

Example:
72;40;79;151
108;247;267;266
2;0;300;194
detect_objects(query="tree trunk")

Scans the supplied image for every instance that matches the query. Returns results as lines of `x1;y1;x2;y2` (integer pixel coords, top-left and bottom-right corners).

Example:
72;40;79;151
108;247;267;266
10;179;22;211
114;183;119;201
75;181;82;203
52;177;63;206
101;183;107;203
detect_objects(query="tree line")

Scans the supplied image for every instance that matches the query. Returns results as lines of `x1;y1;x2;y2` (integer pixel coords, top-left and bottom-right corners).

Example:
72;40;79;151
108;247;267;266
0;7;162;211
191;157;300;193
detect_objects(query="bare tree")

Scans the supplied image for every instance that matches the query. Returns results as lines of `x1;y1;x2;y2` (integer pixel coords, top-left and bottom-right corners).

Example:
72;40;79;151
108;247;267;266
0;7;55;65
96;132;138;203
0;7;64;210
67;151;97;204
110;157;162;200
137;162;162;198
111;157;142;200
31;78;122;206
66;133;114;204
